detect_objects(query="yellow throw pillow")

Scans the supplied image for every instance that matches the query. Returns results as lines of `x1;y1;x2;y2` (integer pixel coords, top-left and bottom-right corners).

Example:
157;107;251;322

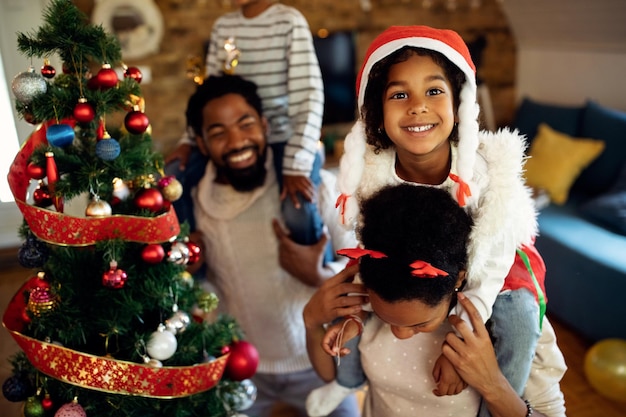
524;123;605;205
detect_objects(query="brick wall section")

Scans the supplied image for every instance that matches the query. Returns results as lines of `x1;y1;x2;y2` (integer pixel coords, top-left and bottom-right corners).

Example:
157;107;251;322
76;0;516;155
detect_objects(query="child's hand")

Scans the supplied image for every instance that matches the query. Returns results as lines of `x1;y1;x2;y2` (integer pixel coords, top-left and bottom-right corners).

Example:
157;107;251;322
321;317;363;357
281;174;315;208
432;353;468;396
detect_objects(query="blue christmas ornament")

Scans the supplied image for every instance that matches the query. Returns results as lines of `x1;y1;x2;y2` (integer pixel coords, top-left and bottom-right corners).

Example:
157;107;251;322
46;123;75;147
96;137;121;160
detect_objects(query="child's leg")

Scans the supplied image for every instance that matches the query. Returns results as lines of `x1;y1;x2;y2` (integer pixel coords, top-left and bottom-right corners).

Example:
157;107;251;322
271;143;333;263
306;334;366;417
477;288;541;417
164;147;208;232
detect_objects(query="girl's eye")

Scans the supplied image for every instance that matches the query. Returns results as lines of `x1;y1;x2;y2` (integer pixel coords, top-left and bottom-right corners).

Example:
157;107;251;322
426;88;443;96
389;91;407;100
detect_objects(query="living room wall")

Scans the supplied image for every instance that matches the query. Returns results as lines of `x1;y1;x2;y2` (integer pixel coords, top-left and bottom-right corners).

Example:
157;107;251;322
73;0;516;156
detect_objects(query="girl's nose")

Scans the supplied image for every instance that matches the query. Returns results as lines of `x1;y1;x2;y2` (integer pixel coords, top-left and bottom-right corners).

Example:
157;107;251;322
409;97;427;114
391;325;416;340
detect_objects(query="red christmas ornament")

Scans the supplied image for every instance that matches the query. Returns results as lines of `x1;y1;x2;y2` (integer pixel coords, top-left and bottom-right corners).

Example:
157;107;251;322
96;64;118;89
45;151;63;213
102;261;128;289
124;110;149;134
224;340;259;381
26;162;45;180
33;181;53;207
96;120;105;140
186;241;202;265
42;393;54;411
124;66;143;83
142;244;165;264
41;64;56;79
135;188;164;212
73;98;95;123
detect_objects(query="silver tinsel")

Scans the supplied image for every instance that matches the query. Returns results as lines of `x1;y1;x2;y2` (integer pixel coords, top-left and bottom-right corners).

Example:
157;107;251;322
12;66;47;104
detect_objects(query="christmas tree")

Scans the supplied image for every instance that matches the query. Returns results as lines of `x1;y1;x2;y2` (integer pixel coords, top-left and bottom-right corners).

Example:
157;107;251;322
2;1;258;416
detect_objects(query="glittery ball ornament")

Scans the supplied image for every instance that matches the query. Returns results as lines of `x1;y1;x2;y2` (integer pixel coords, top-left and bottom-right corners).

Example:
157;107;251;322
46;123;75;147
23;395;45;417
158;175;183;202
102;261;128;289
221;379;257;412
27;286;57;317
95;136;121;160
197;291;219;314
146;323;178;360
175;270;194;288
2;374;35;402
12;67;47;103
18;234;49;268
54;399;86;417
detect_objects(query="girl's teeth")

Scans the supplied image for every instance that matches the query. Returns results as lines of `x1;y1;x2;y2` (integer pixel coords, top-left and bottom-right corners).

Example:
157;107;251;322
407;124;433;132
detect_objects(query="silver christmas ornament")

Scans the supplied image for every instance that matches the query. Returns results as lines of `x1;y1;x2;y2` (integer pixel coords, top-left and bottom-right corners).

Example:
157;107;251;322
12;66;48;103
165;310;191;334
167;241;190;265
221;379;257;412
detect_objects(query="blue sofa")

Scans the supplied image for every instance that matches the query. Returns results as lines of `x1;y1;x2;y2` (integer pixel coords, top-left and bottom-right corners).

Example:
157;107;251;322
513;98;626;342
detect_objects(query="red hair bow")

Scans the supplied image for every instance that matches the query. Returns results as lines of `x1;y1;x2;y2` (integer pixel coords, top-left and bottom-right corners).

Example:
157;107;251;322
449;173;471;207
409;260;449;278
337;247;387;260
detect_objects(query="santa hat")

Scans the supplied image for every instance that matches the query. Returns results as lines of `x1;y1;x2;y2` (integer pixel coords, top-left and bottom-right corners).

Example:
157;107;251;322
337;25;480;227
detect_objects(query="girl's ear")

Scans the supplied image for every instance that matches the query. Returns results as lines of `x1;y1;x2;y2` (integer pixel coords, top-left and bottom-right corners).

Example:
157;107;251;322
195;134;209;156
455;270;466;291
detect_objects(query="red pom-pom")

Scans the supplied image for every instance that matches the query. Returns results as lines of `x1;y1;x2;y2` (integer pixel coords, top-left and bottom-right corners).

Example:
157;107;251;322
225;340;259;381
102;262;128;289
124;110;149;134
96;64;118;89
124;66;143;83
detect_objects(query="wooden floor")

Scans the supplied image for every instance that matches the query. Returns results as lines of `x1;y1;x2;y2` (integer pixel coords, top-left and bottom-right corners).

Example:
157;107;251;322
1;248;625;417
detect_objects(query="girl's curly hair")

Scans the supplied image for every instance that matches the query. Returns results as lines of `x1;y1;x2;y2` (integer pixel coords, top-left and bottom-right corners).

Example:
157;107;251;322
357;184;472;306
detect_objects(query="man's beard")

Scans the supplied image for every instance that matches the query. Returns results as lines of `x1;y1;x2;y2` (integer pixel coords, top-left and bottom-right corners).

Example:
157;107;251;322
217;145;267;192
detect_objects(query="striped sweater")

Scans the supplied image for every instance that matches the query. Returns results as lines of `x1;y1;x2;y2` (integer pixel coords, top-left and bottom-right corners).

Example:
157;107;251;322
205;3;325;177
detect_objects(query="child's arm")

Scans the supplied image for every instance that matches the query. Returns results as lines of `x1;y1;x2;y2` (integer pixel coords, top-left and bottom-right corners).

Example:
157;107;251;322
432;352;468;396
321;313;367;357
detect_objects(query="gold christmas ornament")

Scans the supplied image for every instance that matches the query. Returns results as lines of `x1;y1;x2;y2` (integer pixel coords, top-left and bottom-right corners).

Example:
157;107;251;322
85;195;112;217
27;287;57;316
197;291;219;314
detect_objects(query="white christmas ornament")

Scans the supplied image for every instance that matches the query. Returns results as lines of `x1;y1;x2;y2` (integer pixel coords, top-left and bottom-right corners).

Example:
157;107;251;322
12;66;48;103
146;323;177;360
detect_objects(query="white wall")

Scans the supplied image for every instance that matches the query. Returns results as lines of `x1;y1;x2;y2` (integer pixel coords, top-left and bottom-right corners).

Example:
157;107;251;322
516;47;626;111
0;0;51;249
501;0;626;111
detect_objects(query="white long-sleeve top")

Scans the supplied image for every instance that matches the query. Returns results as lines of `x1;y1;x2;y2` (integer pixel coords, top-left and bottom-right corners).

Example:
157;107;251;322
203;3;325;177
193;151;356;374
354;128;538;326
359;315;566;417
